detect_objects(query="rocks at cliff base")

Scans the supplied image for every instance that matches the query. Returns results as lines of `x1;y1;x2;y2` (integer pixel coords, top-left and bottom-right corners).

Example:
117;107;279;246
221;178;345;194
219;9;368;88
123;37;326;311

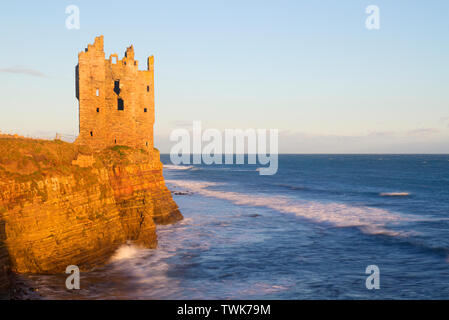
172;190;194;196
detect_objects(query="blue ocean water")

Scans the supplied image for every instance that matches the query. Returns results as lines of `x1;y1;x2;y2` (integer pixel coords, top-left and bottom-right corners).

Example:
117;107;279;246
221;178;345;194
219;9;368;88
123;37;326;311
21;155;449;299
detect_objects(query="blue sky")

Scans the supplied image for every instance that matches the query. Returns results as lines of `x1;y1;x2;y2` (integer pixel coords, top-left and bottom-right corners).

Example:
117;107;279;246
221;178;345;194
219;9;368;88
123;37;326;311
0;0;448;153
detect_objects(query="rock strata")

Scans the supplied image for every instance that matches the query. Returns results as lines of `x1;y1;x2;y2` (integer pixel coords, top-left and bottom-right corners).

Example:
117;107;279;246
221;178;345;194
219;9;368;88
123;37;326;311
0;137;182;297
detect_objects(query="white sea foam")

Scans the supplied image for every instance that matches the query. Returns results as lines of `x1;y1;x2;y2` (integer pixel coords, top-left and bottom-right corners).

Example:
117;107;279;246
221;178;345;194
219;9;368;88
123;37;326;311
110;244;144;262
163;164;194;170
166;180;414;237
380;192;410;197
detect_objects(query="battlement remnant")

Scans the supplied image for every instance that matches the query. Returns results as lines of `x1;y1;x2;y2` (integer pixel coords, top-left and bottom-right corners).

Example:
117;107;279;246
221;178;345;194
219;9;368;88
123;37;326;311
75;36;155;151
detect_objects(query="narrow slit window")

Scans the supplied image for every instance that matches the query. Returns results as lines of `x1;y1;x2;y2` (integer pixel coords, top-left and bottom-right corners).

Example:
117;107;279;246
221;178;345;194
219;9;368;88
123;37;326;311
114;80;120;95
96;89;99;96
117;98;124;111
96;108;100;113
147;86;150;92
144;108;147;113
114;139;117;144
90;131;93;137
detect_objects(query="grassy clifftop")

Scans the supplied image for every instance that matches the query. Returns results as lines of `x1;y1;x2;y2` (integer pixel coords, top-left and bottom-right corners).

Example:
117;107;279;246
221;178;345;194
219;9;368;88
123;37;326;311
0;136;90;179
0;136;159;182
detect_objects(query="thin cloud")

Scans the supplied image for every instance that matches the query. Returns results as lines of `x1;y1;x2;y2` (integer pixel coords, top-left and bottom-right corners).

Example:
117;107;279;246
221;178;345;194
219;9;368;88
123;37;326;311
366;131;396;137
407;128;440;136
0;66;46;77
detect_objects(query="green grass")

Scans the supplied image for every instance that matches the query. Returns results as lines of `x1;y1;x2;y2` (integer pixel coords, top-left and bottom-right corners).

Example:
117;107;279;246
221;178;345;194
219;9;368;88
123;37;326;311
0;136;154;183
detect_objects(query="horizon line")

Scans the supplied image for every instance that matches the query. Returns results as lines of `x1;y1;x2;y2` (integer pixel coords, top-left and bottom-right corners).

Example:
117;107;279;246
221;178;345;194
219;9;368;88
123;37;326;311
159;153;449;155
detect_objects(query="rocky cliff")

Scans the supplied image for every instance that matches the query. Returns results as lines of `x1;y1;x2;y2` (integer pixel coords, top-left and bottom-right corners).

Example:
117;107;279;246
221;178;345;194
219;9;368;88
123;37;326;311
0;136;182;298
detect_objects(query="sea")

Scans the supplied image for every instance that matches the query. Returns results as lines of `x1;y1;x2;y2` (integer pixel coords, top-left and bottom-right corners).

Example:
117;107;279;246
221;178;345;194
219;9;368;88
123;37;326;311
17;154;449;299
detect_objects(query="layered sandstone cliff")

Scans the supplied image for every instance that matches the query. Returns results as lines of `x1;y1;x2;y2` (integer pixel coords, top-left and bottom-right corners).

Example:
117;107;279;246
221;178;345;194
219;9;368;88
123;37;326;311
0;136;182;297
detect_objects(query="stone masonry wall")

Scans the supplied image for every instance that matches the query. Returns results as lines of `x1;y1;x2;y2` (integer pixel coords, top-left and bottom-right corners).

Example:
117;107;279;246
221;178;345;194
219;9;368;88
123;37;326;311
75;36;155;151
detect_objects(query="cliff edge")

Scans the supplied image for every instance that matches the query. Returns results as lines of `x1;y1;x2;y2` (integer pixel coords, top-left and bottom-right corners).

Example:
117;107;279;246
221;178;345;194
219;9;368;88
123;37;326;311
0;135;182;298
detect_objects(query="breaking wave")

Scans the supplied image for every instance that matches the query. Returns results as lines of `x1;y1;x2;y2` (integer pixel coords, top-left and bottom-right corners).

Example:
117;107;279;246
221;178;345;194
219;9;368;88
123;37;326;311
166;180;415;237
163;164;194;170
380;192;410;197
110;244;144;262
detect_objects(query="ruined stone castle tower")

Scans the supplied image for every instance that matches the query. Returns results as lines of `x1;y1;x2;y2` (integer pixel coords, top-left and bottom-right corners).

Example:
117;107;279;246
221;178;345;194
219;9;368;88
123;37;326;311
75;35;154;151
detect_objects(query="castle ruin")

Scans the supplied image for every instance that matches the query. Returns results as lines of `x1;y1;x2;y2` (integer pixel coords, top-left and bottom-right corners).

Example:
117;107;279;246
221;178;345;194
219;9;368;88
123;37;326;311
75;36;154;151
